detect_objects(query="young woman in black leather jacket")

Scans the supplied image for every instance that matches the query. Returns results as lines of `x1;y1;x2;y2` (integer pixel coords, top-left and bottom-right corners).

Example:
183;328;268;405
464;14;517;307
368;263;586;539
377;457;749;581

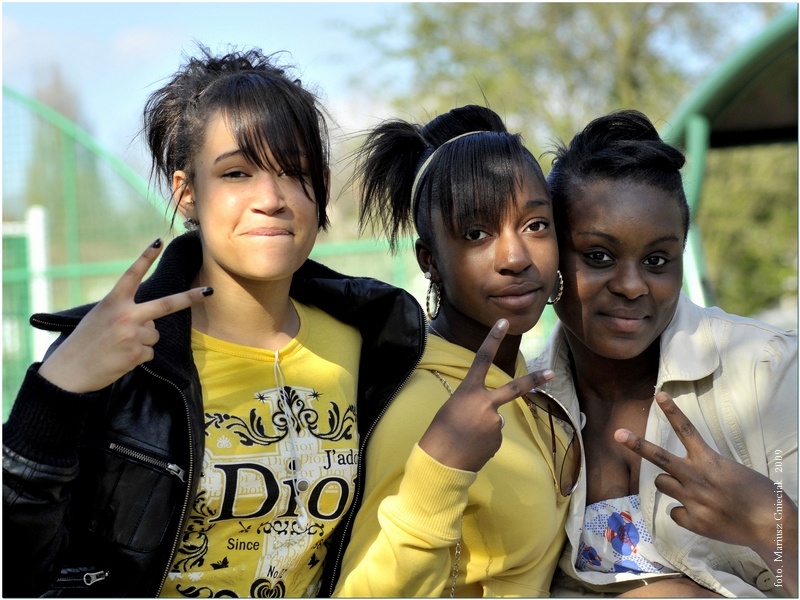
3;45;425;598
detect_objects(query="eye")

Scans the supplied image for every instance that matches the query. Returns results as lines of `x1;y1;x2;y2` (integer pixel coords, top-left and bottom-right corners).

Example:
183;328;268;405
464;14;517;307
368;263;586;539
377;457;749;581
584;250;613;265
644;255;668;267
223;170;249;179
524;219;549;233
278;168;311;183
464;229;490;241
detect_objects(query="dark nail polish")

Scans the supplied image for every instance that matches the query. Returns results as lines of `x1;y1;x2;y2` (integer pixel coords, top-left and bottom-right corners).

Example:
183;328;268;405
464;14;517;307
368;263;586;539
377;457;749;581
202;287;214;297
151;238;163;249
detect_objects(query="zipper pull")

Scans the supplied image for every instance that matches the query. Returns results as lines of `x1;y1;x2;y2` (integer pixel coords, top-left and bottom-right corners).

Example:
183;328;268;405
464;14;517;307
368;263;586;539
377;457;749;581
167;463;187;482
83;570;109;586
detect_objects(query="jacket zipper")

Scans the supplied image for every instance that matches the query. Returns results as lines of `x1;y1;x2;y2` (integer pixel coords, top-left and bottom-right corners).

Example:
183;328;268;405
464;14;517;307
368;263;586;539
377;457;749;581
55;570;109;587
139;365;196;597
326;321;427;596
29;316;74;331
108;442;186;482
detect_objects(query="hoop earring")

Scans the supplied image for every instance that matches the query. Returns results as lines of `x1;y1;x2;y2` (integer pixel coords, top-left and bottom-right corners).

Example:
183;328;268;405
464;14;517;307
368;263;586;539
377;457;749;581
184;218;199;231
547;270;564;305
424;272;441;320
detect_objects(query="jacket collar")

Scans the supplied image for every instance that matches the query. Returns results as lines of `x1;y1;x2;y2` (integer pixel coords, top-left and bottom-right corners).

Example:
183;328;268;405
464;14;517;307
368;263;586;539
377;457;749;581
31;232;426;410
657;293;720;385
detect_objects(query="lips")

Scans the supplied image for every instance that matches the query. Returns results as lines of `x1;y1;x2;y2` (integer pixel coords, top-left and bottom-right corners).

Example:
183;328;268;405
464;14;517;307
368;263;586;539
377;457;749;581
243;227;293;236
489;283;542;309
600;310;649;332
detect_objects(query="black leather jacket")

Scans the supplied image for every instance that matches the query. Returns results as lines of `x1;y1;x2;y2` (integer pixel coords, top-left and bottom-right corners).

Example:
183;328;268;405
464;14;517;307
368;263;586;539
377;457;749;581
2;233;425;597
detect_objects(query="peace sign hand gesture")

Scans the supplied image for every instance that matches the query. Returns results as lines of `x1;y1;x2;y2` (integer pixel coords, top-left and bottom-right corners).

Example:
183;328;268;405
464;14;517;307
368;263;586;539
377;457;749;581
38;239;213;394
615;391;797;596
419;319;555;472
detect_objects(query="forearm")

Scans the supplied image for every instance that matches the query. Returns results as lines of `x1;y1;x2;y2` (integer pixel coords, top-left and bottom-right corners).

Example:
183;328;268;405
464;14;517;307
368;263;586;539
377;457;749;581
4;363;100;466
335;444;475;597
617;577;723;598
2;363;101;596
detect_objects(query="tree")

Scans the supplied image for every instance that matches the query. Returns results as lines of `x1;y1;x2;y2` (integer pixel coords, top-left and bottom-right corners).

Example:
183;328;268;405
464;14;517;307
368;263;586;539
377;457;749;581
353;3;784;150
697;143;798;317
19;65;167;304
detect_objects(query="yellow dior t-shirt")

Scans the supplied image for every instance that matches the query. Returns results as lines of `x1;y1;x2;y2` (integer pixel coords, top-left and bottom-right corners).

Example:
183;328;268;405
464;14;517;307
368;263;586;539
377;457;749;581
160;300;361;598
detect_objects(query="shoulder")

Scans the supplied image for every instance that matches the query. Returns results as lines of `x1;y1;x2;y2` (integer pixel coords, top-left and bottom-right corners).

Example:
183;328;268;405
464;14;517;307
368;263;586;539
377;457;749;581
662;295;796;374
695;301;797;365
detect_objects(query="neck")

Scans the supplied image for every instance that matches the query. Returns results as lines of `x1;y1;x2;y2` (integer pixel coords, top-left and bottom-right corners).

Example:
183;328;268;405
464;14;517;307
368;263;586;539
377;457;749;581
190;267;298;351
429;309;521;377
565;332;661;405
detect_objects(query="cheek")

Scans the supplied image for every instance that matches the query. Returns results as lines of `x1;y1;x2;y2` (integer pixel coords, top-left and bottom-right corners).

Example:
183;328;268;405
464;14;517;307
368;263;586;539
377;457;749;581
561;261;596;302
653;282;682;323
554;268;600;326
532;241;559;275
294;196;321;226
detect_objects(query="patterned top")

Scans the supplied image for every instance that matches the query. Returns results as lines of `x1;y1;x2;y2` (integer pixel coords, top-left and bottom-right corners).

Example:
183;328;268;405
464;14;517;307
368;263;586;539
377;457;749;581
576;494;676;575
160;300;361;598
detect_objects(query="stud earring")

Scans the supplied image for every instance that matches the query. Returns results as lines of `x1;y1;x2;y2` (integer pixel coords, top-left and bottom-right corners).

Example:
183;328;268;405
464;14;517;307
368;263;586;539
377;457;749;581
547;270;564;305
184;218;199;231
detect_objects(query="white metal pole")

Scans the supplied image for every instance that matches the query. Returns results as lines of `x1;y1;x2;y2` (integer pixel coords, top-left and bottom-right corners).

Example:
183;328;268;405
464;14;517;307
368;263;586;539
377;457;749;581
26;205;54;360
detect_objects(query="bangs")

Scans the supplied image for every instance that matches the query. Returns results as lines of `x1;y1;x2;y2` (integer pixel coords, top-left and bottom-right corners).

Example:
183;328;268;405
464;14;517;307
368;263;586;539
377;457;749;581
421;134;543;236
221;77;310;174
210;72;328;209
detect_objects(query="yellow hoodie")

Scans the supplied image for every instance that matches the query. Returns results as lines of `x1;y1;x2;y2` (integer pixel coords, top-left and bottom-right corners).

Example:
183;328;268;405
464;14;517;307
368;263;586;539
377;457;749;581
335;335;570;597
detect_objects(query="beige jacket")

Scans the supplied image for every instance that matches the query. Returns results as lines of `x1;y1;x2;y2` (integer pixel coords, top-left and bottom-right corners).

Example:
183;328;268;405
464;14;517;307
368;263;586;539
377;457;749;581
529;294;797;597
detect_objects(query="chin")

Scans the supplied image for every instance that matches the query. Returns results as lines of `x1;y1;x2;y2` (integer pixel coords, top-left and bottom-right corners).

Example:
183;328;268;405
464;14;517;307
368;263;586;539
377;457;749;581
506;316;543;337
595;341;652;361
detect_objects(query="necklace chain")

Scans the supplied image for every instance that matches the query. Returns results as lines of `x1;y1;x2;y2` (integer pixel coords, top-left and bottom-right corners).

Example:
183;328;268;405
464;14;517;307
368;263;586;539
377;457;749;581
431;368;460;597
428;321;445;340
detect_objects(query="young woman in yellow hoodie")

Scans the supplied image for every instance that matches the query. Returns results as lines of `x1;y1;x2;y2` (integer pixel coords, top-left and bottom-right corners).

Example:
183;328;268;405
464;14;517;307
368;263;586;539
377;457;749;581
330;105;580;597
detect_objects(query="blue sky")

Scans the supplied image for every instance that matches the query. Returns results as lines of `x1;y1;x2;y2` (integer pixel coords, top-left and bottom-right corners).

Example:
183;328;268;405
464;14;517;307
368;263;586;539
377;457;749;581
3;2;409;168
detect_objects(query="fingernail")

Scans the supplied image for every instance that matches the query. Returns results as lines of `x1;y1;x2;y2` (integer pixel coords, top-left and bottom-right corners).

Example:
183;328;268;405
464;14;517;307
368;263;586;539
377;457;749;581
496;318;508;330
202;287;214;297
542;369;555;381
151;238;163;249
614;429;630;443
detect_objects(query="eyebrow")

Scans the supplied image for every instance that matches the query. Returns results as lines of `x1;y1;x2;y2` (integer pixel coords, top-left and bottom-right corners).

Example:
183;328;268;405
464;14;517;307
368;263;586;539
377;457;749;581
576;230;681;246
214;149;244;165
523;198;551;209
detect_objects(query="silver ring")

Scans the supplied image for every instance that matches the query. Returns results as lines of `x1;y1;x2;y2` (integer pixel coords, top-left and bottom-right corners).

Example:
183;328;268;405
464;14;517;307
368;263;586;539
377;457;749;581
498;413;506;430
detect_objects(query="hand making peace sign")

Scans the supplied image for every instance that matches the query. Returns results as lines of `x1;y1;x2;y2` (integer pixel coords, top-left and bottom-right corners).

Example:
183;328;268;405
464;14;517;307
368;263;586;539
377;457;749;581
419;319;555;472
615;391;798;597
38;239;213;394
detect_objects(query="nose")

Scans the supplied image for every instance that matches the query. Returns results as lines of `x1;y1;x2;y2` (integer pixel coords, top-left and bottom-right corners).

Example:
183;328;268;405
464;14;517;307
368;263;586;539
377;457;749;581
608;261;648;299
253;171;287;215
495;229;532;274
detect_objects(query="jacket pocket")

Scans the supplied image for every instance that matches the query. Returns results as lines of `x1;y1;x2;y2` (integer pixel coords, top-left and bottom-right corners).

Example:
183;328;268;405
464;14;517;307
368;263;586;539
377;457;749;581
88;442;186;552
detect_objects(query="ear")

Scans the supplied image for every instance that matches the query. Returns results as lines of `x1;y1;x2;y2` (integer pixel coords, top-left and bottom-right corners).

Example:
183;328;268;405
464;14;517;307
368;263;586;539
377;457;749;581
173;170;196;221
415;238;440;281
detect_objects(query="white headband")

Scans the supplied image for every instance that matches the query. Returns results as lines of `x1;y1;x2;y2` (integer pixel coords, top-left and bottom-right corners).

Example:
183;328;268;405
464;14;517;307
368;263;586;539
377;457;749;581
410;130;488;213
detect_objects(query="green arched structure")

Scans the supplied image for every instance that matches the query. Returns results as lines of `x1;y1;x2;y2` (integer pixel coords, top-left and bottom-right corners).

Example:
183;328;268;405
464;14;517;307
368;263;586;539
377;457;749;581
662;8;798;306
